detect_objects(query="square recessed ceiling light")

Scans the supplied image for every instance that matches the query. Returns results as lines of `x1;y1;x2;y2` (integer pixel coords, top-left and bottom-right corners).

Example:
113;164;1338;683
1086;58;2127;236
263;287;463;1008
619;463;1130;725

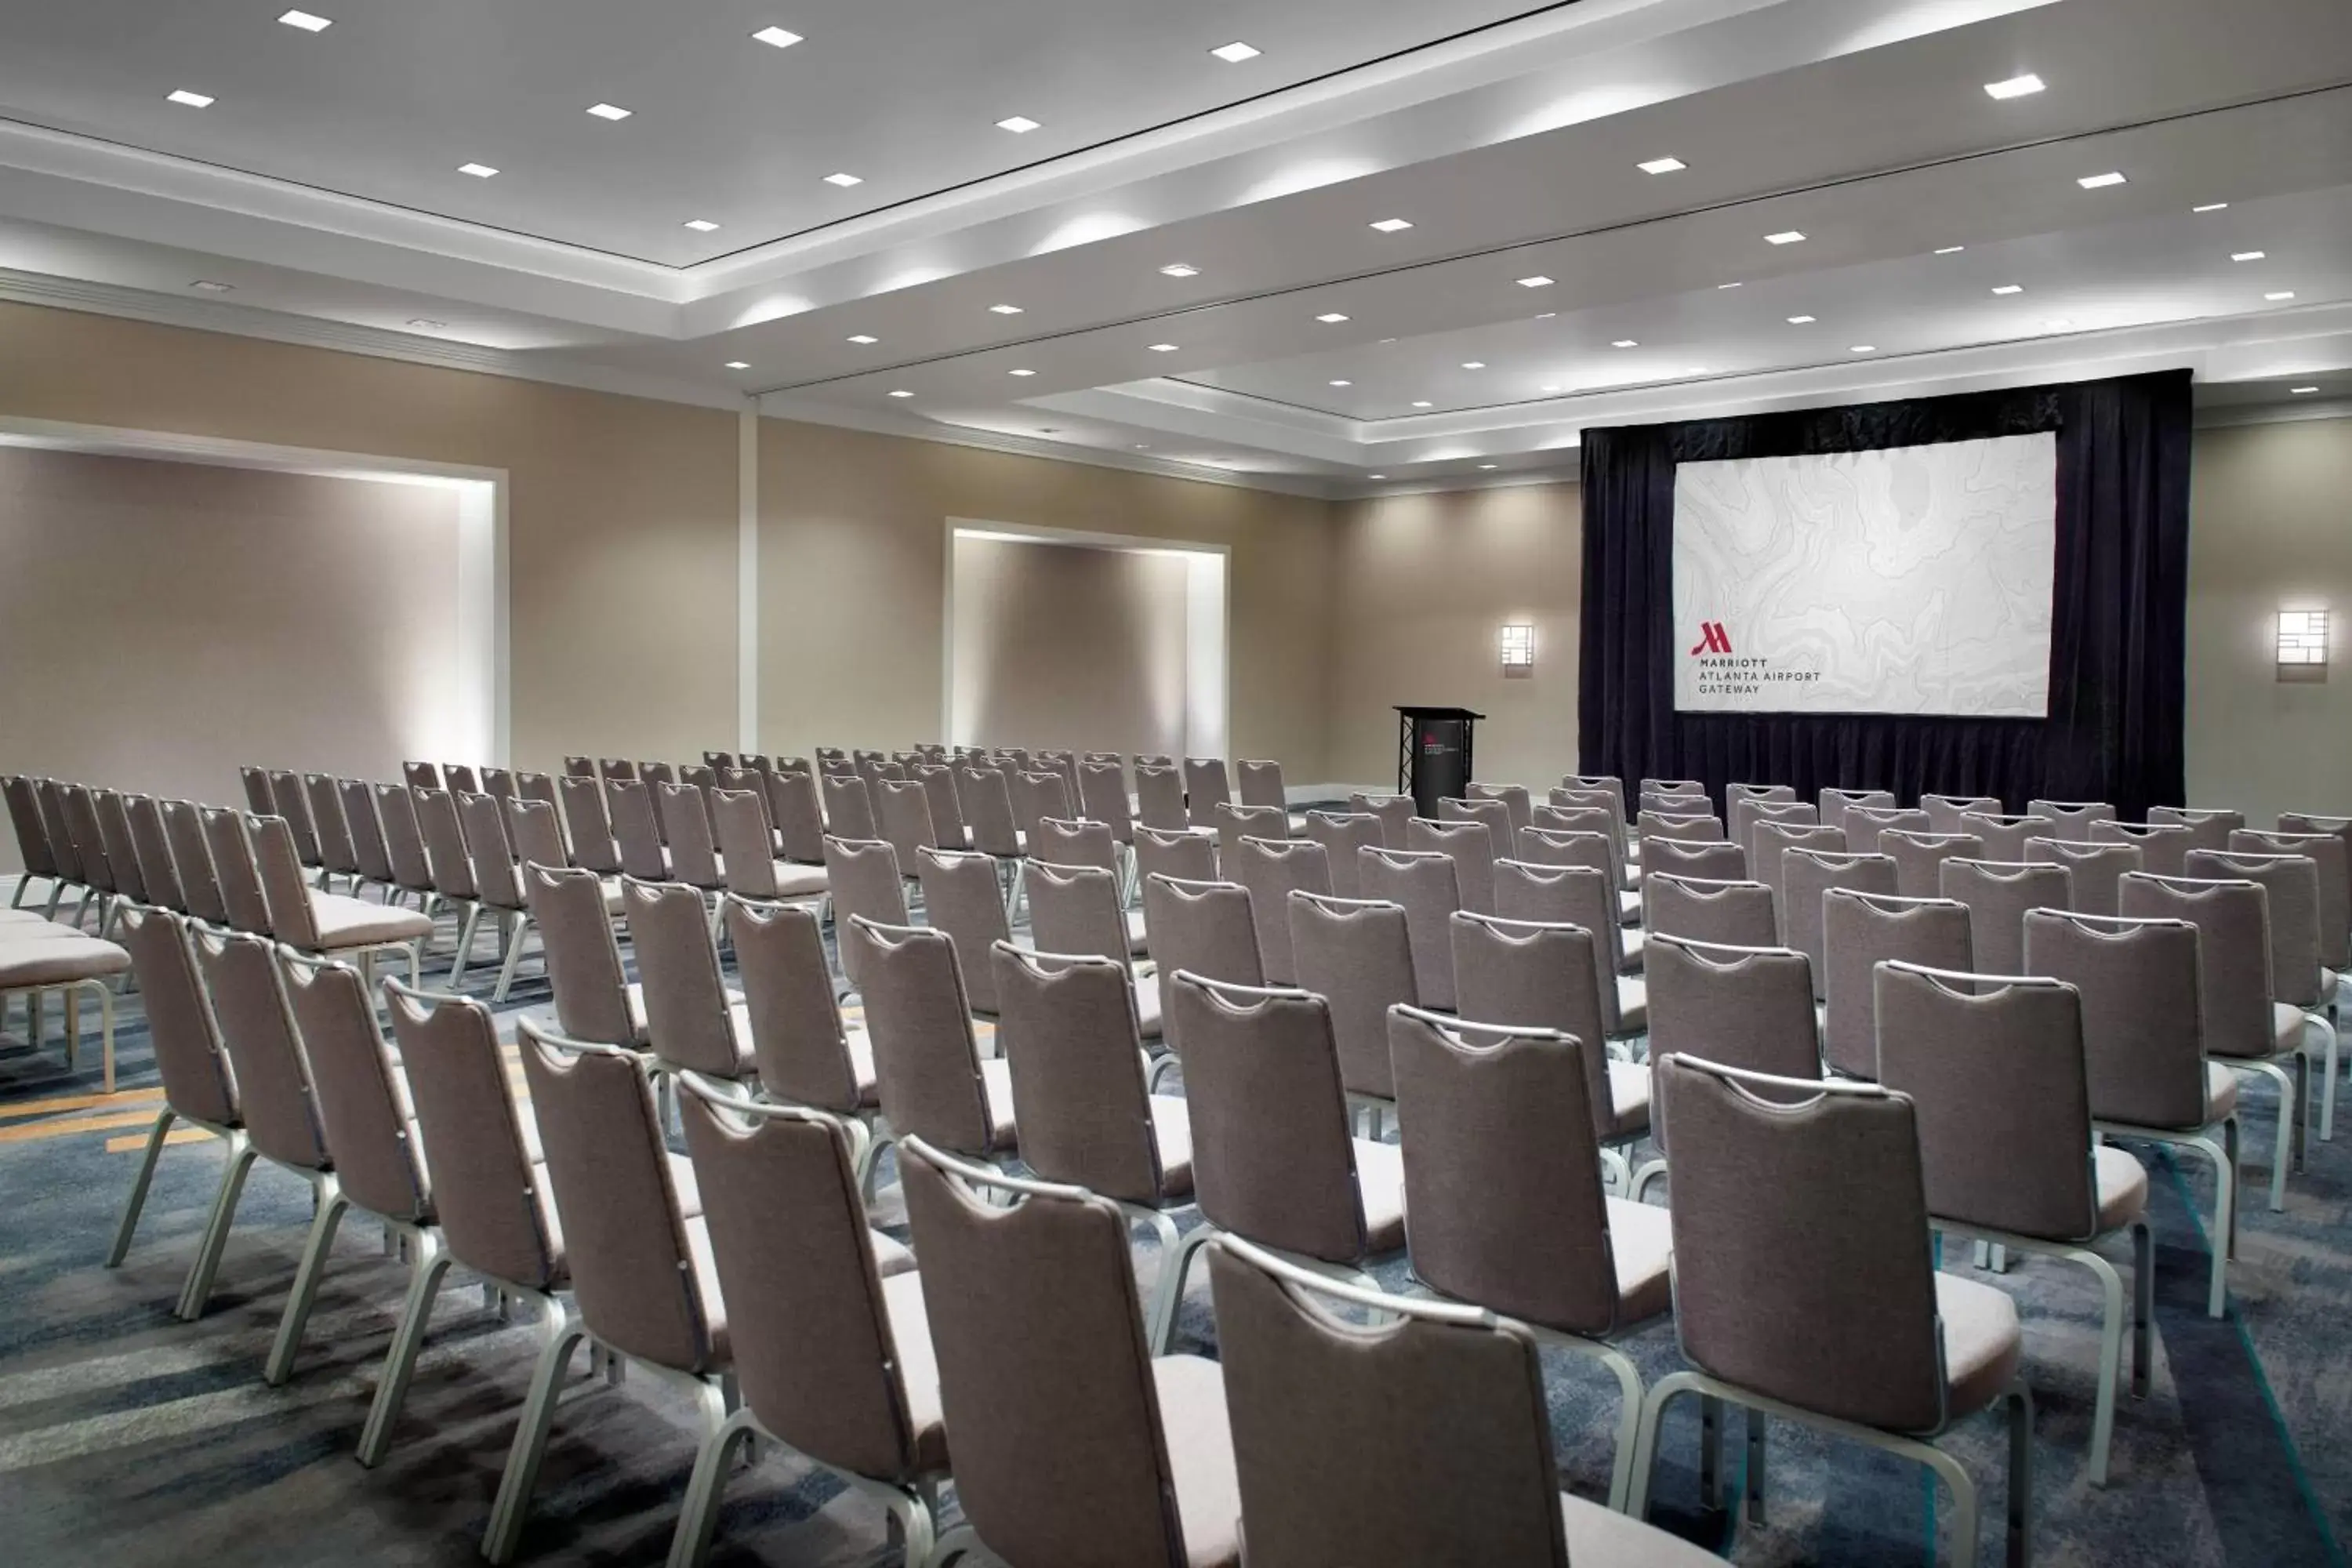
989;303;1023;314
1934;245;1966;254
1991;284;2024;295
724;361;750;369
1149;343;1179;352
684;219;720;232
166;89;215;107
1765;230;1806;245
1210;41;1261;62
1984;73;2045;99
2077;170;2126;189
1007;368;1036;376
1478;463;1500;470
2290;385;2320;394
1369;218;1414;233
458;162;499;178
846;334;878;344
1160;263;1199;278
1717;281;1743;289
1637;156;1687;174
1611;339;1639;348
278;9;332;30
823;171;862;187
2192;202;2229;213
2262;291;2296;303
1329;379;1352;387
1849;343;1878;353
1517;275;1555;289
1316;312;1349;323
2232;250;2266;262
190;279;234;292
1534;313;1556;320
587;103;631;120
752;25;803;48
887;388;913;397
1461;361;1486;369
996;115;1041;132
1411;400;1433;408
409;318;446;329
1367;474;1387;481
1786;314;1817;324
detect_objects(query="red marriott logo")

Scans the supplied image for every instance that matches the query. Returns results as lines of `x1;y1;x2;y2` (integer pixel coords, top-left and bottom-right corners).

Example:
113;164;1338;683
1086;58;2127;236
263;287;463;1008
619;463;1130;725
1690;622;1733;655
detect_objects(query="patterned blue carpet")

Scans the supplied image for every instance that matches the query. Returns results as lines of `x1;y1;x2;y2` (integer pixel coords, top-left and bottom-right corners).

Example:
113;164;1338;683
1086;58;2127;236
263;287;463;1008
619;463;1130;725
1;901;2347;1566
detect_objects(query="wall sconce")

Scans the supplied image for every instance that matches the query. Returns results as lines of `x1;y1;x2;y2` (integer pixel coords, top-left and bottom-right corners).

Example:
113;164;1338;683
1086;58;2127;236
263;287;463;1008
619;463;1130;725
2278;609;2328;682
1499;622;1535;678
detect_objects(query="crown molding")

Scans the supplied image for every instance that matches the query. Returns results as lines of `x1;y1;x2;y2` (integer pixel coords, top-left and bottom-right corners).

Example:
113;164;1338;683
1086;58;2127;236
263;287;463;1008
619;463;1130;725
2196;397;2352;430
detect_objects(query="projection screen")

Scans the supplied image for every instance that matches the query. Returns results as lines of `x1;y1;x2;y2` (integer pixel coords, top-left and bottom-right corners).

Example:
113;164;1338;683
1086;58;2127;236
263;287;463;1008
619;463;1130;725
1671;433;2057;717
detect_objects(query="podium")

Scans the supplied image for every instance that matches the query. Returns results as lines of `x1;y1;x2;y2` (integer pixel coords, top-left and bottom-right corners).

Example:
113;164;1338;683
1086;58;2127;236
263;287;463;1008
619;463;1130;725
1396;706;1484;817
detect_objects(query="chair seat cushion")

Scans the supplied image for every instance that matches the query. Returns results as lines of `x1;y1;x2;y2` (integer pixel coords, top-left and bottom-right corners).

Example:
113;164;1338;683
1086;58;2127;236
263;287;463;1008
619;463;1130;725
867;1226;916;1279
0;920;97;940
1606;1059;1652;1139
0;935;130;985
2094;1145;2149;1232
845;1024;882;1108
1562;1492;1728;1566
1617;931;1647;980
771;861;830;899
1127;908;1150;957
1134;978;1163;1041
2205;1059;2240;1122
310;891;434;949
1148;1095;1194;1199
1351;1136;1407;1254
880;1270;949;1472
1604;1195;1673;1327
1152;1354;1243;1567
978;1056;1020;1148
1618;889;1643;924
1935;1271;2024;1421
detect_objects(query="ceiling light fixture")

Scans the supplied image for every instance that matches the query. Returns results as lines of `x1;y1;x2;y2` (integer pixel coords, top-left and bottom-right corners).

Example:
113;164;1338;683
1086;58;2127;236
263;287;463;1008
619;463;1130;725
2267;291;2297;302
1369;218;1414;233
823;171;862;187
1316;312;1349;323
1411;400;1433;408
1517;275;1555;289
2232;250;2266;262
278;9;331;30
846;334;878;344
1478;463;1499;470
409;318;447;330
1329;379;1352;387
2077;170;2126;189
1786;314;1817;324
2290;386;2320;394
1717;281;1743;289
684;219;720;231
888;389;913;397
1148;343;1178;352
1934;245;1965;254
1984;73;2045;99
989;303;1023;314
1007;368;1036;376
1210;41;1261;62
2192;202;2229;213
1991;284;2024;295
751;25;803;48
587;103;632;120
189;280;234;293
1368;474;1387;481
166;89;215;107
724;360;750;369
996;115;1041;132
459;162;498;178
1765;230;1806;245
1611;339;1639;348
1849;344;1878;353
1461;361;1486;369
1160;263;1199;278
1637;156;1687;174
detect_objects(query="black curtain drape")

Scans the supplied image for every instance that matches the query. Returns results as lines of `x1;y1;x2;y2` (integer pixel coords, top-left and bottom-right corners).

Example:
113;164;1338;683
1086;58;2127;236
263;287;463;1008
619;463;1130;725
1577;369;2191;818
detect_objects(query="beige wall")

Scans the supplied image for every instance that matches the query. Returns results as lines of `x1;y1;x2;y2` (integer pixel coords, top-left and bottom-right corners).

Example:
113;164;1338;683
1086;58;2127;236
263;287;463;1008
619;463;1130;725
0;300;741;773
949;535;1192;759
758;418;1334;779
2186;416;2352;826
0;448;464;873
1324;482;1583;790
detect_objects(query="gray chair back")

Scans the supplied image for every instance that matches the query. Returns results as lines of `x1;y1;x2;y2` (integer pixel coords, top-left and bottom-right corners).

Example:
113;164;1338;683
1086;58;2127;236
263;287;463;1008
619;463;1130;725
2024;910;2212;1129
201;807;273;934
1514;820;1622;891
916;847;1014;1014
1358;847;1461;1012
1846;806;1933;844
625;877;748;1077
507;791;569;874
1646;936;1820;1089
280;953;430;1222
677;1083;927;1485
955;766;1022;857
1229;836;1332;984
1641;836;1748;884
1408;815;1497;916
386;983;561;1291
2024;837;2142;918
824;837;909;988
896;1140;1200;1568
1641;778;1705;799
63;783;117;897
991;946;1169;1204
1166;974;1370;1262
822;774;879;842
444;764;482;797
1654;1055;1947;1432
1958;811;2042;861
1468;782;1534;834
1750;820;1847;906
1438;797;1516;862
1075;762;1135;844
764;768;828;865
1237;759;1288;810
1637;811;1724;848
1349;793;1419;851
251;815;330;949
125;794;186;914
2;774;57;880
1562;775;1628;818
913;763;971;851
2118;873;2274;1059
1134;822;1218;887
1726;792;1807;857
2027;800;2117;843
267;769;322;866
1011;771;1075;846
458;792;525;913
1450;913;1618;1147
1940;858;2071;978
2278;813;2352;956
1644;873;1777;949
36;779;85;884
2149;806;2245;857
1818;788;1896;840
712;786;781;897
1300;814;1381;903
1922;794;2003;835
1490;858;1633;1031
1030;815;1117;873
1385;1007;1619;1338
2187;849;2325;1008
868;777;936;874
517;1020;718;1373
1134;764;1189;833
93;789;148;904
1024;860;1131;967
656;782;724;890
1740;800;1822;866
1210;802;1287;863
164;798;228;923
1182;757;1232;829
1820;891;1973;1080
1879;829;1983;899
303;774;359;880
415;788;479;899
524;862;638;1044
724;898;866;1111
2234;829;2350;971
597;757;637;783
194;926;326;1171
118;906;238;1128
1877;964;2100;1241
843;919;1004;1157
1142;873;1261;1044
1290;890;1417;1102
1780;849;1899;999
558;775;622;874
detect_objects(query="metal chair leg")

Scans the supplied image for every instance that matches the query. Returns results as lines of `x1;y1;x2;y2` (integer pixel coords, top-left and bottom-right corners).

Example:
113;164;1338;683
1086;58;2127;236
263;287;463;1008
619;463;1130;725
1151;1223;1217;1354
448;904;483;988
482;1320;589;1565
265;1174;349;1385
493;913;530;1004
356;1238;454;1466
107;1107;177;1267
176;1132;258;1320
666;1403;760;1568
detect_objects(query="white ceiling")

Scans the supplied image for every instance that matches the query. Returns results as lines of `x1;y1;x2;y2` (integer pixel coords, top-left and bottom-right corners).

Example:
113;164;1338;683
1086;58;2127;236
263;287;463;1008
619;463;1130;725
0;0;2347;493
